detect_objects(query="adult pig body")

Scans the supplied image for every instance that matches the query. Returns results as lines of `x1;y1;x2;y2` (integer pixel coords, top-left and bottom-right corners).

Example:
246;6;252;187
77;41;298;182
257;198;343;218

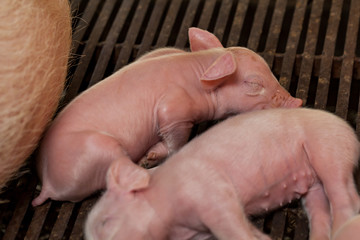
0;0;71;189
86;108;360;240
33;28;302;206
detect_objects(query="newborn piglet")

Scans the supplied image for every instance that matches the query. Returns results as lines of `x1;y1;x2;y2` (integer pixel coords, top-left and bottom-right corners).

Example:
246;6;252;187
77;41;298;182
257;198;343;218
86;108;360;240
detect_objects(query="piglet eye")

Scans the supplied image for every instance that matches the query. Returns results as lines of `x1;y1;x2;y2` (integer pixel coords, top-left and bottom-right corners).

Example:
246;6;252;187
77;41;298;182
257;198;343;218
101;217;112;227
244;80;264;96
246;81;261;88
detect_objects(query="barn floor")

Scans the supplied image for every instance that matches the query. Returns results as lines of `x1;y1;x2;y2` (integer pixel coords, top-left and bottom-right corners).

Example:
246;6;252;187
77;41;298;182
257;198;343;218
1;0;360;239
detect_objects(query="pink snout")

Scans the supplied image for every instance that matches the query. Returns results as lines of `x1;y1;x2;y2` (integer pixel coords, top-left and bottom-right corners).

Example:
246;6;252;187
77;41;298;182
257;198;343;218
271;90;303;108
282;96;303;108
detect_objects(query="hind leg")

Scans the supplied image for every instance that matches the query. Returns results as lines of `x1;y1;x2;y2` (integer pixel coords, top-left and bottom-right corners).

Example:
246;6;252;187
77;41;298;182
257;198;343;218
302;182;331;240
305;139;360;236
311;157;360;235
33;131;130;206
322;173;360;235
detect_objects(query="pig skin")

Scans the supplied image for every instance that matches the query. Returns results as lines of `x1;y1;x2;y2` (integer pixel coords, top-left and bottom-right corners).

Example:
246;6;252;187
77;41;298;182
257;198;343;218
0;0;71;189
32;28;302;206
332;215;360;240
86;108;360;240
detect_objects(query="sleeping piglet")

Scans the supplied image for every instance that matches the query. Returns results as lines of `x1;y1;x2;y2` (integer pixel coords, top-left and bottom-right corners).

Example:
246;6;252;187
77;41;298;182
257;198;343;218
86;108;360;240
32;27;302;206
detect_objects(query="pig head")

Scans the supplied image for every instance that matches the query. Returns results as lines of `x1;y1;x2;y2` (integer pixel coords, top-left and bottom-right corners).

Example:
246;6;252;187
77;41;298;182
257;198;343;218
33;28;302;207
188;27;302;115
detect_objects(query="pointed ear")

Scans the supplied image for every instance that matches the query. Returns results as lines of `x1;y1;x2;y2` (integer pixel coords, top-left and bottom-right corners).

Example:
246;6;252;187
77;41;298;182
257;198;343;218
200;52;236;90
189;27;223;52
107;159;150;193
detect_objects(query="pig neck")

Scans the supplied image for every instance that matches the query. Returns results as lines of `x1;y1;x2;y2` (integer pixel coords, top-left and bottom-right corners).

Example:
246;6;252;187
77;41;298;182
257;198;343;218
185;49;244;120
182;49;230;122
139;171;188;238
138;188;173;239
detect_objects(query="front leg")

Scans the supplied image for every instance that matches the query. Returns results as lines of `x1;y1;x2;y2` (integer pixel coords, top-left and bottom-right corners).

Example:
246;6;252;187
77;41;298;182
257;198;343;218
198;184;270;240
146;141;169;161
138;142;168;168
146;121;193;162
149;89;197;162
203;201;271;240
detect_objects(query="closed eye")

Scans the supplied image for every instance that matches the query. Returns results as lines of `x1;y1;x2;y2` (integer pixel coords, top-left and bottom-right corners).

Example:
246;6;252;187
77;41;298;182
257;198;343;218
244;80;265;96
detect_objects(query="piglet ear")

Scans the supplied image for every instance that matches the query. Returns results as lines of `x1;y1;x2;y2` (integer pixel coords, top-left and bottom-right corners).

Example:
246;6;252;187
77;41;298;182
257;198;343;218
200;52;236;91
189;27;223;52
107;159;150;194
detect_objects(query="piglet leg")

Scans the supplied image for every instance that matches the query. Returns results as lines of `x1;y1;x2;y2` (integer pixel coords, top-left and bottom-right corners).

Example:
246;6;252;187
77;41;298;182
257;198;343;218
302;182;331;240
146;141;169;161
201;198;270;240
321;175;360;236
304;141;360;235
145;122;192;166
148;89;195;162
138;142;168;168
33;131;131;205
207;209;270;240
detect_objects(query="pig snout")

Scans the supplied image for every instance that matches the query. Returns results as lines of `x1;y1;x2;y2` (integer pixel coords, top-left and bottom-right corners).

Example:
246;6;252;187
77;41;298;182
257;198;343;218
271;89;303;108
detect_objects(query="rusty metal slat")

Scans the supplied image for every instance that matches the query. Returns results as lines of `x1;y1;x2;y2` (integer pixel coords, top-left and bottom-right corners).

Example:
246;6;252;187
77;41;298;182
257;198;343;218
226;0;250;47
252;217;265;232
296;0;325;105
213;0;233;43
137;0;170;58
25;202;52;240
279;0;308;90
69;198;97;240
269;210;287;239
88;0;136;86
335;0;360;118
175;0;202;48
197;0;217;30
49;202;76;240
114;0;153;71
262;0;287;68
64;0;118;105
155;0;183;47
3;175;37;240
356;99;360;138
293;208;309;240
247;0;270;51
71;0;102;55
314;0;344;110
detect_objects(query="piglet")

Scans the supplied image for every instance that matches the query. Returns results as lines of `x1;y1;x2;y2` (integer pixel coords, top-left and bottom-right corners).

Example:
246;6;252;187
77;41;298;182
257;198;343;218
86;108;360;240
32;27;302;206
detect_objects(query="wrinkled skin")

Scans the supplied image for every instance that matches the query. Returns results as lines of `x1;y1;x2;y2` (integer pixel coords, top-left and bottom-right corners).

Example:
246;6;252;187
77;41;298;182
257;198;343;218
86;108;360;240
333;215;360;240
0;0;71;189
32;28;302;206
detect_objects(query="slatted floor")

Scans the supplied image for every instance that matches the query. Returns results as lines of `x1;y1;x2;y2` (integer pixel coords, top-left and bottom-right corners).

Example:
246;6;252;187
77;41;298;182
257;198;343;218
1;0;360;239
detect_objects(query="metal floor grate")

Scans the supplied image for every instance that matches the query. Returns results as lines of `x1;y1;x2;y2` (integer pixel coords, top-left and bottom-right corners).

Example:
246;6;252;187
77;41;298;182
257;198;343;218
1;0;360;239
